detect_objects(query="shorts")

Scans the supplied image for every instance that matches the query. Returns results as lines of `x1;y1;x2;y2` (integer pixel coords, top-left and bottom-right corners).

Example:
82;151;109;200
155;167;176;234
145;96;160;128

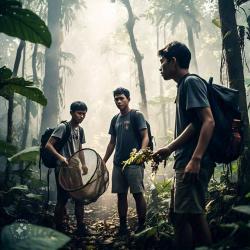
112;165;144;194
171;166;214;214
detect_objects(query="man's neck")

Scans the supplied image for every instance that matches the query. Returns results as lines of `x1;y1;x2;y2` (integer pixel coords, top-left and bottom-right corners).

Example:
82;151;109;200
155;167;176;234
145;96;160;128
70;119;79;128
120;107;130;115
173;69;189;83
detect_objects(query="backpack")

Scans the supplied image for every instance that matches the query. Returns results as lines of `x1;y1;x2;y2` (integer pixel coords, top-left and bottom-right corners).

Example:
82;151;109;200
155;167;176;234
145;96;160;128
39;121;83;168
113;109;154;150
185;74;244;164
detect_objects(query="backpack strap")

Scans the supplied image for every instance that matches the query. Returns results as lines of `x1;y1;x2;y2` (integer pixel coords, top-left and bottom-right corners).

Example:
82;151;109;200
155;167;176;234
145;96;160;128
79;126;84;144
56;121;71;150
130;109;143;146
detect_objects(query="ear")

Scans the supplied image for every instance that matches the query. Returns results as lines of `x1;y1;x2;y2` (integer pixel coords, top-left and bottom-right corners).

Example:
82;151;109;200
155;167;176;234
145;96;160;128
70;110;73;115
128;97;130;102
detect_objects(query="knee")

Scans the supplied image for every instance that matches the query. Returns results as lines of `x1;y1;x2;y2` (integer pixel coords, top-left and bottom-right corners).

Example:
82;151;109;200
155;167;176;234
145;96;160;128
118;193;127;202
133;192;143;201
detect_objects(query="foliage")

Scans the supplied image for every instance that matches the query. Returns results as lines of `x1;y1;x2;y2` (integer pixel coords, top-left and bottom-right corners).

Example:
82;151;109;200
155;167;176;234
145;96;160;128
0;140;17;157
0;66;47;106
8;146;39;163
122;148;154;170
1;223;70;250
0;0;51;47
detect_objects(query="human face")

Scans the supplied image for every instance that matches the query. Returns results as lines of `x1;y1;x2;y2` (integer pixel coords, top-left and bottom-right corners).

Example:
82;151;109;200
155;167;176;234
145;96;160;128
114;94;129;111
71;110;87;124
159;56;174;80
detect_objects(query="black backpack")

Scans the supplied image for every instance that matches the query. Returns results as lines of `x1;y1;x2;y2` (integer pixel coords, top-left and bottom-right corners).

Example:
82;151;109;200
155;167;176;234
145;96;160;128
186;74;244;164
39;121;84;168
113;109;154;150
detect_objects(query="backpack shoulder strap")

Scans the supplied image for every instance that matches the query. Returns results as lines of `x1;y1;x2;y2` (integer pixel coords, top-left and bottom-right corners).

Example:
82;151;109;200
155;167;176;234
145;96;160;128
130;109;142;143
79;126;84;143
57;121;71;149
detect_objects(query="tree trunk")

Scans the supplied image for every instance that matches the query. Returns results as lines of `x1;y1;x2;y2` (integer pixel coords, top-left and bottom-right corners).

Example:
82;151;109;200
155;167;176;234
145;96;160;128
157;25;167;137
218;0;250;194
120;0;148;118
5;40;25;187
184;22;199;73
40;0;62;135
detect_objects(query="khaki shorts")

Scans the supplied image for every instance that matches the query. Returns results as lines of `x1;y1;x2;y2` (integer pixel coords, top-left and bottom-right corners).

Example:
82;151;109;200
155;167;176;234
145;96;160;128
112;165;144;194
171;166;214;214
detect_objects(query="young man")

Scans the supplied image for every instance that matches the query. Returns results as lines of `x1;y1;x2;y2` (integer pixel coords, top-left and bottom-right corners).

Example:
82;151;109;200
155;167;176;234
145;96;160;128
45;101;89;235
153;41;215;249
103;87;149;235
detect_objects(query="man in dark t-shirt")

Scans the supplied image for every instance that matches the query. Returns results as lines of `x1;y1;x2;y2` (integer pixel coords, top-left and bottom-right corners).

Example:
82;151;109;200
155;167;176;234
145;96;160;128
153;42;215;249
103;87;149;235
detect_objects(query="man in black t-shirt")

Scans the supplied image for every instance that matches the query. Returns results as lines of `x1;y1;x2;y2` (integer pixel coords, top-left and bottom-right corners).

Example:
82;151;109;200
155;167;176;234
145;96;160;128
103;87;149;235
153;42;215;249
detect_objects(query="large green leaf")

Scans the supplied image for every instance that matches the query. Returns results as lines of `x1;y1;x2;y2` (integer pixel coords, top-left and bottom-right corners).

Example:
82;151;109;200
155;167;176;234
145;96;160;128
233;205;250;215
0;65;12;81
0;0;51;47
8;146;39;163
0;140;17;157
1;223;70;250
1;79;47;106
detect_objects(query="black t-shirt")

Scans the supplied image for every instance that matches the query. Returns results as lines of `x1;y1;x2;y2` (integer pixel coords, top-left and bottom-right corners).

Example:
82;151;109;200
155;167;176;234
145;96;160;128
174;75;215;169
109;110;147;167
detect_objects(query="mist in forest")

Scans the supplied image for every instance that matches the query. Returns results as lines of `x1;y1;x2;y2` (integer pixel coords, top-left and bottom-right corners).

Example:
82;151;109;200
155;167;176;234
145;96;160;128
1;0;250;204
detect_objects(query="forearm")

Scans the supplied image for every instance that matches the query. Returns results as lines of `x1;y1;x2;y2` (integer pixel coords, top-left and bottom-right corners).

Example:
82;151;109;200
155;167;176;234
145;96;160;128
191;120;215;160
79;150;86;166
167;123;196;152
103;143;115;163
45;143;63;161
141;135;149;150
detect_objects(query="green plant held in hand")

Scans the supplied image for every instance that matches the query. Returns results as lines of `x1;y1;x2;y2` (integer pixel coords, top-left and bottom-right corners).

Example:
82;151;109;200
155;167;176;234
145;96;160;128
122;148;162;173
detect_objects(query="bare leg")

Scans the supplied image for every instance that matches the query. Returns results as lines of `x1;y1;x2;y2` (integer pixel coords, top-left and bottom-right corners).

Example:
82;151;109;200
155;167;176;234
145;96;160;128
174;214;193;250
133;193;146;226
189;214;212;247
117;193;128;227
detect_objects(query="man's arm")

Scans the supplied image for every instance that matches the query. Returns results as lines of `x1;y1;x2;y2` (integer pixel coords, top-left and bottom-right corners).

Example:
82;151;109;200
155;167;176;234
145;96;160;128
103;135;116;163
140;129;149;150
45;137;68;165
153;123;196;160
185;107;215;174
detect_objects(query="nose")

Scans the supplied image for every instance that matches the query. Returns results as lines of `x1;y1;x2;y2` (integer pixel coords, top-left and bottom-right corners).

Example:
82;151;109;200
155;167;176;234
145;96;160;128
159;65;163;72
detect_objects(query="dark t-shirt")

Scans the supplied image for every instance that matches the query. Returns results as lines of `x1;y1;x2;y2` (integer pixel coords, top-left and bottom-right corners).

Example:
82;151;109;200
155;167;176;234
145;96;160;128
174;75;215;169
109;110;147;167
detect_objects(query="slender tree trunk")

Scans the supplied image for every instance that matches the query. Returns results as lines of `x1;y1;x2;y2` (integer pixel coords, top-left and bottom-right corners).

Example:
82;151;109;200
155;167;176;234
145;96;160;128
5;40;25;187
21;43;31;150
157;25;167;136
218;0;250;194
120;0;148;118
40;0;62;135
184;22;199;73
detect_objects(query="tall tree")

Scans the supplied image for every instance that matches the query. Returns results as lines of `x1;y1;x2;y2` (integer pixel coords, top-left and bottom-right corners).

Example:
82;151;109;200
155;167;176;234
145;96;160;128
146;0;201;72
218;0;250;194
40;0;62;134
119;0;149;118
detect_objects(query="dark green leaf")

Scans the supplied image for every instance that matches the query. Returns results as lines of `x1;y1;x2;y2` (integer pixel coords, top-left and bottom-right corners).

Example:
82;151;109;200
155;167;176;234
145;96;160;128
0;66;12;81
1;223;70;250
0;1;51;47
0;140;17;157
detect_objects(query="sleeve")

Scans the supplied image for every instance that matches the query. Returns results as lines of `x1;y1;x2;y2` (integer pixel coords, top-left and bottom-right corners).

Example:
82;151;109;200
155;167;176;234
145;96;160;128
51;123;66;139
80;127;86;144
108;116;116;137
185;76;210;111
135;111;147;131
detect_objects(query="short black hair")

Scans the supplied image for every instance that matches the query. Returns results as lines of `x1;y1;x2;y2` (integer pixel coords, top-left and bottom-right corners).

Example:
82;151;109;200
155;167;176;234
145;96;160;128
158;41;191;69
70;101;88;112
113;87;130;99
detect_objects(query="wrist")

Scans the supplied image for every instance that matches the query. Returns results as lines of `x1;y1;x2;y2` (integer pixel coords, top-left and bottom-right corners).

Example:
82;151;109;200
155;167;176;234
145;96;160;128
191;156;201;162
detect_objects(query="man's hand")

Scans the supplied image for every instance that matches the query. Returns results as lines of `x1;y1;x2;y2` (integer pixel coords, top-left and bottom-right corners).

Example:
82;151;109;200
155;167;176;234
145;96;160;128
152;147;172;163
59;156;69;167
82;165;88;175
183;157;201;184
